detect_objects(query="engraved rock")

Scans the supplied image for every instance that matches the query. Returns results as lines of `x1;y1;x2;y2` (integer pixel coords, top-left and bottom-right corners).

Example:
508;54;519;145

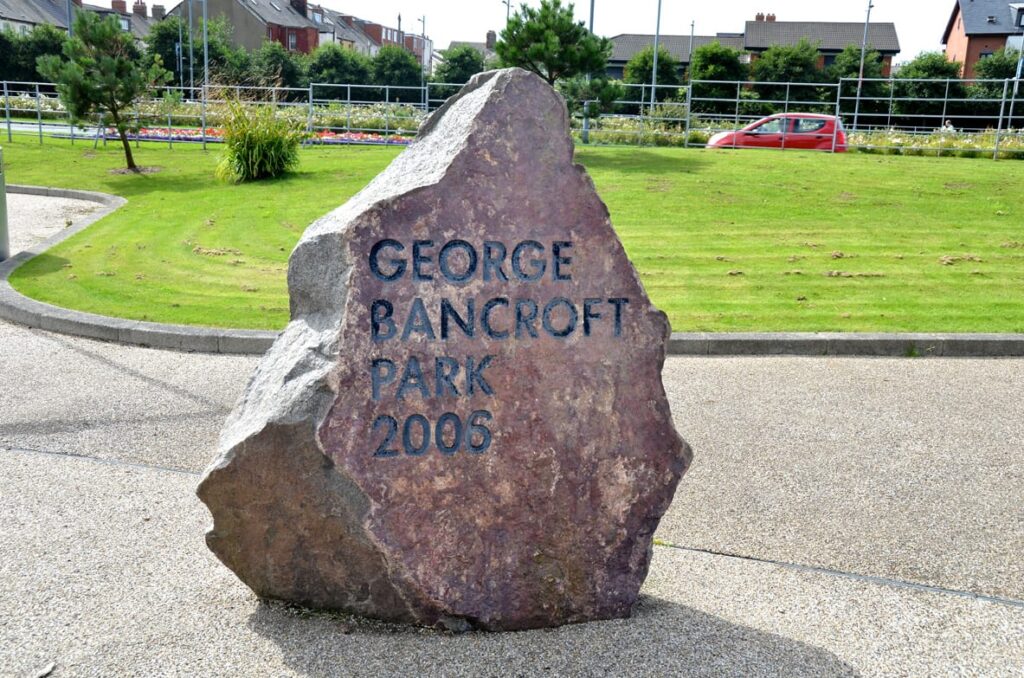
197;68;692;631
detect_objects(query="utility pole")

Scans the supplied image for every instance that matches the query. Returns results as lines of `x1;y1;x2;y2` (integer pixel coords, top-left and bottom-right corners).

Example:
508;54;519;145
503;0;511;23
853;0;875;132
201;0;209;150
687;20;695;82
650;0;662;114
582;0;595;144
177;16;184;90
419;15;427;109
188;0;195;99
66;0;73;36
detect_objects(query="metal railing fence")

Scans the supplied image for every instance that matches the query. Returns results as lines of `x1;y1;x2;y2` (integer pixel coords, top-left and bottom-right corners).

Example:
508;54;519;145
2;76;1022;159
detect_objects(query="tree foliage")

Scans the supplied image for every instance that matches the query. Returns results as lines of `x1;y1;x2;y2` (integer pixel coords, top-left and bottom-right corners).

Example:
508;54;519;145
751;38;823;104
250;40;307;90
892;52;965;121
434;45;485;85
827;44;889;116
556;75;624;116
37;11;170;170
145;16;244;87
688;41;749;114
623;45;681;103
308;43;371;96
495;0;611;84
371;44;422;94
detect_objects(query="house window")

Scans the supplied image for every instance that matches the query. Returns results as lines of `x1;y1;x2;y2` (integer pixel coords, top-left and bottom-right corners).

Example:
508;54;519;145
979;51;995;60
312;11;322;23
288;31;297;50
823;54;837;68
1017;9;1024;27
19;24;29;35
120;17;130;31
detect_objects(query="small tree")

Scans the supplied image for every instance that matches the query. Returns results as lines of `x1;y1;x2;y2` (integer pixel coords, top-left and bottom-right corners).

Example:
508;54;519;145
688;40;749;114
496;0;611;85
372;45;422;90
556;75;624;116
751;38;823;108
38;11;170;170
623;45;681;105
892;52;964;124
433;45;486;92
827;44;889;116
308;43;371;97
251;40;308;90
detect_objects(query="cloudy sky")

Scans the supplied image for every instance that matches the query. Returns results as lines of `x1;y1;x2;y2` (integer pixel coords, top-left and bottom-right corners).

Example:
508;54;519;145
144;1;955;64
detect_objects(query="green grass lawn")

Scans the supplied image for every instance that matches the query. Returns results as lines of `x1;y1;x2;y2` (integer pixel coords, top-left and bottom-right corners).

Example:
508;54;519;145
4;135;1024;332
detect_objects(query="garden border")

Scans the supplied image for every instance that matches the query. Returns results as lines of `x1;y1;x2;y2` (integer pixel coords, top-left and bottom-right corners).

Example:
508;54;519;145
1;184;1023;357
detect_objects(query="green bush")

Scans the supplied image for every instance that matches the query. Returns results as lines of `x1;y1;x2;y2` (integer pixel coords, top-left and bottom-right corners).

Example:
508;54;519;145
215;101;306;182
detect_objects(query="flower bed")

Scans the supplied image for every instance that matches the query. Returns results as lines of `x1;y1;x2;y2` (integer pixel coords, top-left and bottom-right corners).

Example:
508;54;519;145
102;127;413;146
848;128;1024;159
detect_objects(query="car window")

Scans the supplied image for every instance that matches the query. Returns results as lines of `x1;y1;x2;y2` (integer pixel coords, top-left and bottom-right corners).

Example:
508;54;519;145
794;118;827;133
752;119;784;134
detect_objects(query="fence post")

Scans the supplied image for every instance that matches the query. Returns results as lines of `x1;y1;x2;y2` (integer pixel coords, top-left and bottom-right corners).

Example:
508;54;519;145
346;85;352;133
683;83;692;148
733;81;741;135
994;78;1010;160
94;113;103;149
167;111;172;149
0;147;9;263
940;78;950;130
832;81;842;152
3;82;10;142
200;83;207;151
35;84;43;145
307;83;314;137
134;105;140;149
582;100;590;145
886;77;894;128
782;82;791;149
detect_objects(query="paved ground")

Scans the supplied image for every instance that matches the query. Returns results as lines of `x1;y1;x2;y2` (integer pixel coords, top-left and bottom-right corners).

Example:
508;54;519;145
5;193;102;255
2;319;1022;676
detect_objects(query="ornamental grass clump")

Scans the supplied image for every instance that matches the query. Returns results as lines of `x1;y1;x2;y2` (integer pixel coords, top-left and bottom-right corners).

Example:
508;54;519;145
215;101;306;182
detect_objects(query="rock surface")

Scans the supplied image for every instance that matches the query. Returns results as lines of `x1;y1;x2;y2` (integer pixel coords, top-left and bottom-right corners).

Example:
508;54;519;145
197;68;692;631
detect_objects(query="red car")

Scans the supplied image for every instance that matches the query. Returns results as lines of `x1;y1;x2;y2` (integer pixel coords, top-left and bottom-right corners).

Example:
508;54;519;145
707;113;847;152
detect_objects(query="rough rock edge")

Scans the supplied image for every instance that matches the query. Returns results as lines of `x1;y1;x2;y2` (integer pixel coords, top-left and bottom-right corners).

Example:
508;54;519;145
197;70;520;627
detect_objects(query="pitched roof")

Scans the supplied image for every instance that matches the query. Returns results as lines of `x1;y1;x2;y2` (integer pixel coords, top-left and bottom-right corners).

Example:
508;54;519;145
943;0;1023;42
313;6;376;47
0;0;154;39
608;34;746;64
743;21;900;53
233;0;315;29
446;40;496;61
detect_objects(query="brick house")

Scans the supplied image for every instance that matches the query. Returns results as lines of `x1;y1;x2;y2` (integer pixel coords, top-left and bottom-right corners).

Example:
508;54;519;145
743;14;900;76
168;0;319;53
0;0;156;41
308;4;378;56
607;13;900;80
942;0;1024;78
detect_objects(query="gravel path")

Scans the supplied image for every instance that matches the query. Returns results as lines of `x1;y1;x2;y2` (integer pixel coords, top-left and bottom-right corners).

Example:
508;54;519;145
4;192;102;255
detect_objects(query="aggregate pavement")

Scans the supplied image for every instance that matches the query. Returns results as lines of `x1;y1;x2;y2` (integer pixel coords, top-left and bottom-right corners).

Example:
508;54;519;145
2;319;1023;675
4;192;101;256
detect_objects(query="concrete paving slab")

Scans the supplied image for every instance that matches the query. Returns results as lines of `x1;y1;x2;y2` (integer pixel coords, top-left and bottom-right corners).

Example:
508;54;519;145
1;448;1021;677
0;321;253;472
660;356;1024;602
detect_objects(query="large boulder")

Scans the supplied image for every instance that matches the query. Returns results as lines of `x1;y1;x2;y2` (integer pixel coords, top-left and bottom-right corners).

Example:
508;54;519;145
197;68;692;631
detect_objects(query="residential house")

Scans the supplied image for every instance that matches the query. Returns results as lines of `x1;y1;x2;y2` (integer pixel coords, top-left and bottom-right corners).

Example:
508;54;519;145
743;14;900;76
606;33;745;79
942;0;1024;78
168;0;319;53
309;4;377;56
0;0;157;41
607;14;900;80
446;30;499;64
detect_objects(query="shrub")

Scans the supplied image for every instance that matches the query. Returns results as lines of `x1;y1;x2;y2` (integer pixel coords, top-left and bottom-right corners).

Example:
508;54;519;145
215;101;306;182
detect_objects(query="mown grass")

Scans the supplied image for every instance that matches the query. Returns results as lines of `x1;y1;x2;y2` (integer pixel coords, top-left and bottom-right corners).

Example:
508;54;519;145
4;135;1024;331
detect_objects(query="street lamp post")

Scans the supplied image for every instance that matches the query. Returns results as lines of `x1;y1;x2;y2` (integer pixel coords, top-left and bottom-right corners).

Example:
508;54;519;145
687;20;694;82
649;0;662;114
187;0;195;98
503;0;511;23
853;0;875;132
582;0;595;144
66;0;73;36
201;0;209;150
419;16;427;109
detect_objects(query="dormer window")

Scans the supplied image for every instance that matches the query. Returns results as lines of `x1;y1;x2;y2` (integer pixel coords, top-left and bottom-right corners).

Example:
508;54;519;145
312;11;323;23
120;17;130;31
1017;9;1024;27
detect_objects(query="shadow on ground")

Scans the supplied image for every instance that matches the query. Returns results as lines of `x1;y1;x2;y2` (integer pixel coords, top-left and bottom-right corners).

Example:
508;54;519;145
575;149;707;176
248;595;857;677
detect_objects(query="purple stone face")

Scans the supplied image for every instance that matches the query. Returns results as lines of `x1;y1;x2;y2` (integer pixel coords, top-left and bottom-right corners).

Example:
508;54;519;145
197;69;691;631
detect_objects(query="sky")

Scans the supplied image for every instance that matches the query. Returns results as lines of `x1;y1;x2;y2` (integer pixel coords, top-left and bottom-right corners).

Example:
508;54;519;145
118;0;954;64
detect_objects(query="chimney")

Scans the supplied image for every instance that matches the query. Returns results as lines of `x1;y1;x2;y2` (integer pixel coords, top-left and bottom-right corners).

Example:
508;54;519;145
766;13;776;22
755;12;764;22
151;4;164;19
486;30;496;49
132;0;146;17
290;0;307;17
111;0;127;13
